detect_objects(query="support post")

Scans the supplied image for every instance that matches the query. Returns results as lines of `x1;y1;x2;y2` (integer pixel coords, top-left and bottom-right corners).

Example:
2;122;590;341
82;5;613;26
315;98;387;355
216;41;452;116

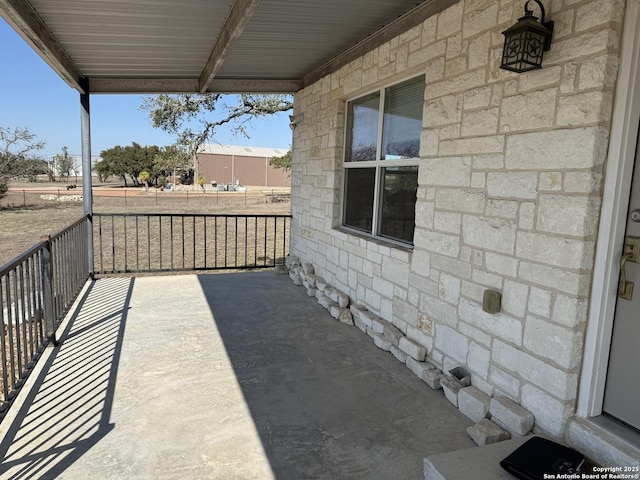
40;236;58;346
80;78;94;278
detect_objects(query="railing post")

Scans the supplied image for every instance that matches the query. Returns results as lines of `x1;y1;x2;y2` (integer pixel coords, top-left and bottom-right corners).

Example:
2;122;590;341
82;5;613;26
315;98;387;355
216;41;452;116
39;236;58;346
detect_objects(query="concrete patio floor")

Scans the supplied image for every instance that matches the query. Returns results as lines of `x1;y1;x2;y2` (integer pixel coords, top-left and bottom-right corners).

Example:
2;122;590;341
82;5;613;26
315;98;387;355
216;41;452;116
0;271;475;479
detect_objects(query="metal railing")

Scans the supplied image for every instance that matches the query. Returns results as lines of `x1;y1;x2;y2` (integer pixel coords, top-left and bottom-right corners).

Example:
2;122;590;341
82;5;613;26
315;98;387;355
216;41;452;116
0;215;92;420
93;213;291;274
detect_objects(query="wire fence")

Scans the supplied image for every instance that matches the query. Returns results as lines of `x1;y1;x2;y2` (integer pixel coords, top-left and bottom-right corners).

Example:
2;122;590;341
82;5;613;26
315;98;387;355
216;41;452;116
0;187;290;212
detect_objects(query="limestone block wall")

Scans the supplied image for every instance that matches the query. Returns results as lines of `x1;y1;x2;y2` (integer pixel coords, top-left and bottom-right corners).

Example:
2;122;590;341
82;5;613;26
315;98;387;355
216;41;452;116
289;0;624;438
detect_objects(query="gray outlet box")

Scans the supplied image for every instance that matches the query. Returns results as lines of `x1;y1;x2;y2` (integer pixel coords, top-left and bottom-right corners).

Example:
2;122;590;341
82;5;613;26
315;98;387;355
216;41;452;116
482;290;502;314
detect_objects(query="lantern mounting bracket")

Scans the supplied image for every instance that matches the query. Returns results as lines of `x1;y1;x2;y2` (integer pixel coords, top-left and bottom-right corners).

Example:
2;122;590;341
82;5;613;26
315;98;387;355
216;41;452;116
524;0;554;51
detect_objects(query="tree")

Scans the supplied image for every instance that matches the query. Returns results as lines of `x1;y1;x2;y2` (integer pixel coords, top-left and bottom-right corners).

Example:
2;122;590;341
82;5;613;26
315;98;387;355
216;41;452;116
95;145;126;184
139;170;151;191
125;143;159;183
0;126;45;198
153;144;190;184
141;94;293;188
95;143;160;186
11;157;49;183
269;149;291;169
141;94;293;148
54;146;74;182
269;149;292;181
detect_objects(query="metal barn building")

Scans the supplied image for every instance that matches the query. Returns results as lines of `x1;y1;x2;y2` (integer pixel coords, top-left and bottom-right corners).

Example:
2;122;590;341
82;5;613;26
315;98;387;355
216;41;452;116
197;144;290;188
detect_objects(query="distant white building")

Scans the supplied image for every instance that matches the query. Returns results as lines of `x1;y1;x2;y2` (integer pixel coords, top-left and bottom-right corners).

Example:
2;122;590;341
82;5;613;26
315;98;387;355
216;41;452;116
48;154;102;179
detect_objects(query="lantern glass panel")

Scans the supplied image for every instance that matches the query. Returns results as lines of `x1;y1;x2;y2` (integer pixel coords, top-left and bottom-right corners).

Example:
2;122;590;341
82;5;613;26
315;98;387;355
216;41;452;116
501;28;546;72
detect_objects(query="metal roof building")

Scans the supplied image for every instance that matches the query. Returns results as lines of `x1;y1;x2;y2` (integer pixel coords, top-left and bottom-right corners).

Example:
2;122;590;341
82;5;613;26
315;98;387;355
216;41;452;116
198;144;290;187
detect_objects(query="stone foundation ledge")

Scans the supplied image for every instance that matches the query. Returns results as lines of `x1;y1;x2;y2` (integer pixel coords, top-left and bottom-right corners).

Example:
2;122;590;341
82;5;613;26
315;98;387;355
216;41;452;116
566;416;640;468
284;255;536;449
285;256;353;325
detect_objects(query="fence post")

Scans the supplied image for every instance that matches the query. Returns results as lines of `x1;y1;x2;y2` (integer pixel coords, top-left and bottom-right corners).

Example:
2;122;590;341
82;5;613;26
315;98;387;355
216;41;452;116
40;236;58;346
58;189;61;204
23;190;26;207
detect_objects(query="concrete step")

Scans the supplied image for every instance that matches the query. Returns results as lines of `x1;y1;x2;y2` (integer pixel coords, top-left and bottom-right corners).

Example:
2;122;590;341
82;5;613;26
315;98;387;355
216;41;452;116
424;437;529;480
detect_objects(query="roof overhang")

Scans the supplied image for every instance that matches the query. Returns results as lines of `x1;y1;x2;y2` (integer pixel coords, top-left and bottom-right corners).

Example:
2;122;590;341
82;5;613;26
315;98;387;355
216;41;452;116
0;0;460;94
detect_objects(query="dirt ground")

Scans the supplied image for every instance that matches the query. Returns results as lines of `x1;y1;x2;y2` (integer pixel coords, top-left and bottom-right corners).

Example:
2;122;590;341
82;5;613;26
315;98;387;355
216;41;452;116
0;181;291;267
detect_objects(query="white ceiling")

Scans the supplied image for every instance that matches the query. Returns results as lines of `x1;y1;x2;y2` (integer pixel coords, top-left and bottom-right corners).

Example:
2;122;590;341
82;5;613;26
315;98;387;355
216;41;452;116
0;0;459;94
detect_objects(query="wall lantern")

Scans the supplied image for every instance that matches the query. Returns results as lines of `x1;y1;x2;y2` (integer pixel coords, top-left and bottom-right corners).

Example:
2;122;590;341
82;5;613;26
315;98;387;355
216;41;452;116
500;0;554;73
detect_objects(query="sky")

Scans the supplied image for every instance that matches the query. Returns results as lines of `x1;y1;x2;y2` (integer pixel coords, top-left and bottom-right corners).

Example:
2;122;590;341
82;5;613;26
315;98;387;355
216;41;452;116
0;18;293;160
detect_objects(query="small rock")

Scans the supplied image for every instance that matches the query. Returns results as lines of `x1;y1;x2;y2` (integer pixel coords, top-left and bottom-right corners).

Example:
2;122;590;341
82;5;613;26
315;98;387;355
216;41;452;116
423;369;444;390
458;386;491;423
383;324;404;346
440;375;464;407
490;396;535;437
373;333;392;351
354;316;367;333
467;419;510;446
315;278;328;292
289;272;302;286
398;337;427;361
406;356;435;379
285;255;300;269
390;345;408;363
338;309;354;325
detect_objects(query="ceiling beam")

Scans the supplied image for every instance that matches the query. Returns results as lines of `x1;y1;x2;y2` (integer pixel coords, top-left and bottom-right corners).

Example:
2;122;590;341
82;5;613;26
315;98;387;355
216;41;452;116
0;0;84;93
198;0;262;93
88;78;198;94
205;78;299;93
300;0;461;90
88;77;299;94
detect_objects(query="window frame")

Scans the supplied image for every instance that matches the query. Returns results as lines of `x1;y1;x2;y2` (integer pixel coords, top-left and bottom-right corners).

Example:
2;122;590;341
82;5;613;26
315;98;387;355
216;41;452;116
340;75;424;247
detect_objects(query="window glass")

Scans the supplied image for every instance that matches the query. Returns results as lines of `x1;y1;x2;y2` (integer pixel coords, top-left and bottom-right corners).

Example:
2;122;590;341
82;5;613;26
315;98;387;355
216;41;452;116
342;75;423;246
346;92;380;162
381;77;424;160
378;166;418;243
343;168;376;233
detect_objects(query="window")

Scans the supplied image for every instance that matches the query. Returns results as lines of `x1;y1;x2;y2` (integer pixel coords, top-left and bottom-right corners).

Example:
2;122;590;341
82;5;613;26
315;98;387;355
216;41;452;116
342;76;423;245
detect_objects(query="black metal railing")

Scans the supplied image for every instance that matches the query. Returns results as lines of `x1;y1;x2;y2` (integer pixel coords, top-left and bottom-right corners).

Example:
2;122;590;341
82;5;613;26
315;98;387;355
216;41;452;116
93;213;291;274
0;215;92;420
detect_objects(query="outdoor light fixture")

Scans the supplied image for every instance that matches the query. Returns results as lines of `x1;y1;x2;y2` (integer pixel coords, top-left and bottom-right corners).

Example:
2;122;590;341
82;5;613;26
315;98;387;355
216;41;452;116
289;114;304;130
500;0;554;73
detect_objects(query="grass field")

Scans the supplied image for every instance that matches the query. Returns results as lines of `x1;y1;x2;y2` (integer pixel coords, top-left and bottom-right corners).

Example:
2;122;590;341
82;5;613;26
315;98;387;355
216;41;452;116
0;182;291;267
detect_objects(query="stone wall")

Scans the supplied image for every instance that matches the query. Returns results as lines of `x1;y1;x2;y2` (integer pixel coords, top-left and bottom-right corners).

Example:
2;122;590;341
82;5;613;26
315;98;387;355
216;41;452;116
289;0;624;438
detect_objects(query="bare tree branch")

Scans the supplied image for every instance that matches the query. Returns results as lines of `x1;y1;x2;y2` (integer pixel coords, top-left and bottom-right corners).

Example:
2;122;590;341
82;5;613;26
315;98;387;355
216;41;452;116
140;93;293;153
0;126;46;197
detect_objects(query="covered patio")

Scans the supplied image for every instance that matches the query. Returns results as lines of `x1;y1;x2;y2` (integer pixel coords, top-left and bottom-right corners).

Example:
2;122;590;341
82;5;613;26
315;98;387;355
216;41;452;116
0;272;474;479
4;0;640;472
